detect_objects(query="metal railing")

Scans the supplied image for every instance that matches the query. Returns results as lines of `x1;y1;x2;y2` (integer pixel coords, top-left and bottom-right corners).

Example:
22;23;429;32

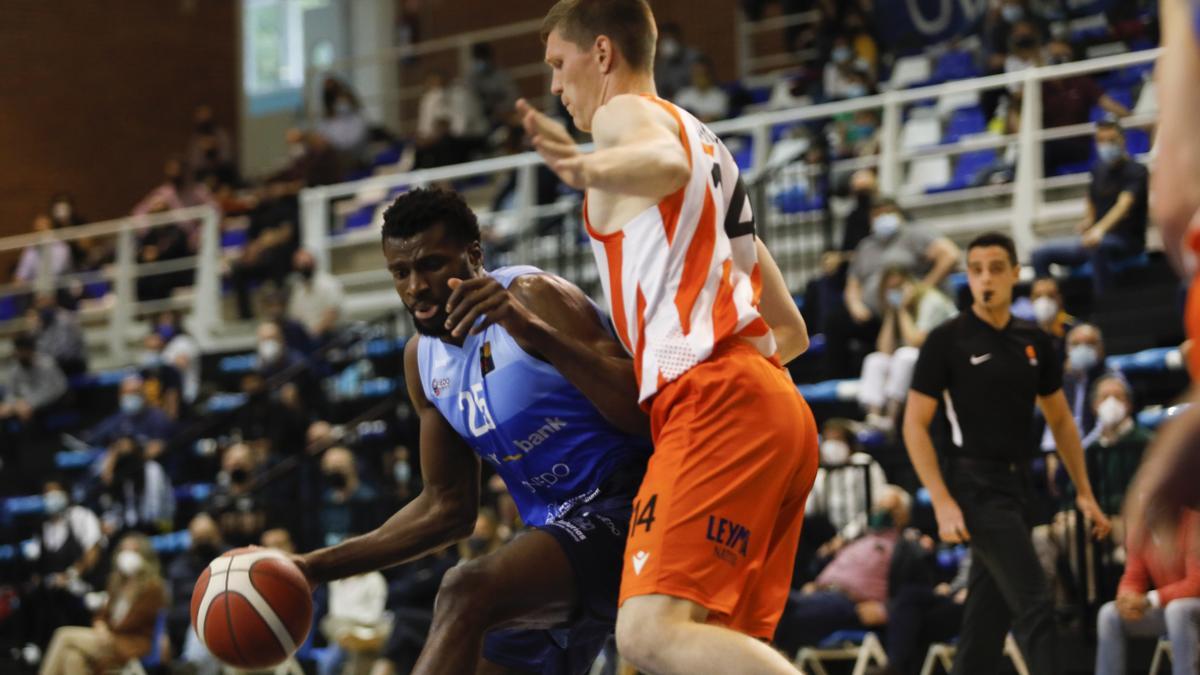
0;206;222;361
736;9;823;78
300;48;1159;291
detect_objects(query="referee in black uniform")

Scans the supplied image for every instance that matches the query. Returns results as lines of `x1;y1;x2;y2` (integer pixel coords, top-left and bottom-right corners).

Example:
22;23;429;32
902;232;1112;675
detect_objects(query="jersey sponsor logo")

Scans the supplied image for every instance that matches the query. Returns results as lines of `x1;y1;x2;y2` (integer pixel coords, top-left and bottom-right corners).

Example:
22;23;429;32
706;515;751;566
631;550;650;575
520;463;571;493
969;353;992;366
1025;345;1039;366
430;377;452;397
513;417;569;453
479;341;495;377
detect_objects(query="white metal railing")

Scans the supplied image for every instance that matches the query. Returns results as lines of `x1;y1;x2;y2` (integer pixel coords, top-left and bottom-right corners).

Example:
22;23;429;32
302;48;1159;270
736;10;823;79
0;206;222;361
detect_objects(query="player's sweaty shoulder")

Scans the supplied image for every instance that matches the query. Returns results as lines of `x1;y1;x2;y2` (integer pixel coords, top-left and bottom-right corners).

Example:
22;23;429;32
592;94;680;149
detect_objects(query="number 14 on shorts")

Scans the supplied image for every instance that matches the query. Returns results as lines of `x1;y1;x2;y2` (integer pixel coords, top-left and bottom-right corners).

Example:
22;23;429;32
630;494;657;534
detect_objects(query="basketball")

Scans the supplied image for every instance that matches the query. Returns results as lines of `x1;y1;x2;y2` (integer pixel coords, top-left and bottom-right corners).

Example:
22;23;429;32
190;547;313;670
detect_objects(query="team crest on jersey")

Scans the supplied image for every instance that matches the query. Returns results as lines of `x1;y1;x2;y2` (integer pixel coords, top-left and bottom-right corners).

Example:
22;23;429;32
1025;345;1039;366
430;377;451;397
480;341;495;376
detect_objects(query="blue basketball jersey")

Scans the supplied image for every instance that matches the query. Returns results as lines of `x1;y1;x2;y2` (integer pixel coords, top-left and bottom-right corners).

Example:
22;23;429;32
417;266;651;526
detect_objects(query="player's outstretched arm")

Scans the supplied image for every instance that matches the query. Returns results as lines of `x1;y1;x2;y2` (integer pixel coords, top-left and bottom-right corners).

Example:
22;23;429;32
523;95;689;200
754;237;809;363
1038;389;1112;539
443;273;648;436
298;337;481;585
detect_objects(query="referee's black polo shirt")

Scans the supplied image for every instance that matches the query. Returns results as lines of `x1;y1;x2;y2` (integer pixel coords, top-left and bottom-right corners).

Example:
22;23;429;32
910;309;1062;461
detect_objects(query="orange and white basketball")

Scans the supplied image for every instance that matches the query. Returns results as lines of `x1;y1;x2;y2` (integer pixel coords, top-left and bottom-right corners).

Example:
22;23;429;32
190;547;313;669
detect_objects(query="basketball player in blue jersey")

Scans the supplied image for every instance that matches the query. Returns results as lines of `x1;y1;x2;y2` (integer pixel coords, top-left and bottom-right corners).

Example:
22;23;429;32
295;187;652;675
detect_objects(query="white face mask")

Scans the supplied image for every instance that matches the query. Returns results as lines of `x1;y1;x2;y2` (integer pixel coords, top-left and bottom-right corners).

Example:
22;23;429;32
1097;396;1128;429
116;550;144;576
873;212;901;238
1032;296;1059;324
820;439;851;465
258;339;282;363
51;203;72;222
43;490;68;516
1068;344;1099;372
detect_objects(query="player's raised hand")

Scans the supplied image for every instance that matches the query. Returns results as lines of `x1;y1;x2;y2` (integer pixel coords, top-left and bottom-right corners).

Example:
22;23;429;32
445;276;533;339
517;99;587;189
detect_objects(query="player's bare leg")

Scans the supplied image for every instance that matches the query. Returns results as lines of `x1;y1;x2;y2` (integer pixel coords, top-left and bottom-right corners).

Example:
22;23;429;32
412;530;576;675
615;595;799;675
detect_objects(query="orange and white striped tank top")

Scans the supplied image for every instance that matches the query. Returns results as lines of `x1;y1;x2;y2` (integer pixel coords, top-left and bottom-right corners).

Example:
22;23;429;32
585;96;775;403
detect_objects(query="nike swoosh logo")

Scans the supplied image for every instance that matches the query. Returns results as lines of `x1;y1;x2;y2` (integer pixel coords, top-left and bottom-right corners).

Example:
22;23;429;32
631;550;649;575
970;354;992;365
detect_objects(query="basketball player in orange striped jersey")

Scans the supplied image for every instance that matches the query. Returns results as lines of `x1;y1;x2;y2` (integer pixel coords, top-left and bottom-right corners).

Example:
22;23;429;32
1124;0;1200;559
520;1;817;672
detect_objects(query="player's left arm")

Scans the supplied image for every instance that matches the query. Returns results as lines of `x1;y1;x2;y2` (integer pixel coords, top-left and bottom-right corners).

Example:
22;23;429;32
444;274;647;436
1038;388;1112;538
535;95;690;200
754;237;809;363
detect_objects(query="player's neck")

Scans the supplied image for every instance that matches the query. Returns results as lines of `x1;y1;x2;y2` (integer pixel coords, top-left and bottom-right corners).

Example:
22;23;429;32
601;71;657;104
971;302;1012;330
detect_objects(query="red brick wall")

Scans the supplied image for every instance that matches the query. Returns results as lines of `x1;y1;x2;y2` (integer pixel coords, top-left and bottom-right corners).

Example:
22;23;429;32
0;0;238;270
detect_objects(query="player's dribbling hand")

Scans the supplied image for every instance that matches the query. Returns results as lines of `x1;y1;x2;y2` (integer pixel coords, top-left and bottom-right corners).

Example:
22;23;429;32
290;555;316;591
445;277;532;338
932;497;971;543
1077;495;1113;540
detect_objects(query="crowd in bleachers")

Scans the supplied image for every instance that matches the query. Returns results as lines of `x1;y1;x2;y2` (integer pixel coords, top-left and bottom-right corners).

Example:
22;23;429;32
0;1;1193;673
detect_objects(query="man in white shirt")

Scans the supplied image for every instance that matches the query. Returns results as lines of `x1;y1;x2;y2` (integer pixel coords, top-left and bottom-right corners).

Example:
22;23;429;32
674;58;729;123
286;249;345;344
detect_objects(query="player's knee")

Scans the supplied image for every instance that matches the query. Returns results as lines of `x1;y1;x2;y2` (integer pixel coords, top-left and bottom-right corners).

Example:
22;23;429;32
615;598;678;670
435;560;496;622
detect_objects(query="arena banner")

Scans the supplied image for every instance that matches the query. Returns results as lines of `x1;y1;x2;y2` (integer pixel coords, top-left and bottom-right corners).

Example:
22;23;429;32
874;0;990;49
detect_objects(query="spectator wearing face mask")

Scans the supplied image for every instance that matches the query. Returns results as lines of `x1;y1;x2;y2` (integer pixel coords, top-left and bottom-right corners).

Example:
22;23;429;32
155;311;201;405
40;532;166;675
1;333;68;492
186;105;237;186
138;332;183;421
13;215;72;300
1078;375;1149;514
318;447;380;548
1032;120;1148;297
165;513;226;656
674;57;729;123
20;480;104;653
776;486;927;654
1029;276;1077;361
84;375;174;462
824;34;873;101
318;78;370;162
1033;40;1131;173
858;267;958;432
828;198;960;378
286;249;344;345
131;156;218;301
653;23;700;100
466;43;519;129
91;436;175;537
1037;323;1111;471
206;443;269;547
26;293;86;376
805;419;888;542
229;177;300;321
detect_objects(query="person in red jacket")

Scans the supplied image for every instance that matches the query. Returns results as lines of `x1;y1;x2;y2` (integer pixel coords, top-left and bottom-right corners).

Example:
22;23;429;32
1095;510;1200;675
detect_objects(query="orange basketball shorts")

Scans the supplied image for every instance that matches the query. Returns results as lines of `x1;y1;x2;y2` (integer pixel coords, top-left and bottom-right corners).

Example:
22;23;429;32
618;339;819;639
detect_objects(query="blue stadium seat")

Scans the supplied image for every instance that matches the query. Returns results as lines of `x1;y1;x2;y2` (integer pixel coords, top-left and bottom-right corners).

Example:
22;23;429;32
773;186;825;214
1071;251;1149;278
818;630;871;649
1089;88;1134;122
373;146;402;167
83;280;112;299
221;228;249;249
1051;160;1094;177
344;204;377;231
797;379;857;403
931;50;981;83
206;393;247;413
942;107;987;144
1137;403;1191;430
55;448;104;470
1106;346;1182;374
174;483;215;502
218;353;258;374
150;530;190;554
1126;128;1151;156
0;294;18;321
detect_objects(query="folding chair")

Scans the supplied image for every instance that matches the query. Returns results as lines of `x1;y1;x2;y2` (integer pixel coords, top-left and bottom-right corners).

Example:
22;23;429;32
1149;638;1173;675
794;630;888;675
919;633;1029;675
